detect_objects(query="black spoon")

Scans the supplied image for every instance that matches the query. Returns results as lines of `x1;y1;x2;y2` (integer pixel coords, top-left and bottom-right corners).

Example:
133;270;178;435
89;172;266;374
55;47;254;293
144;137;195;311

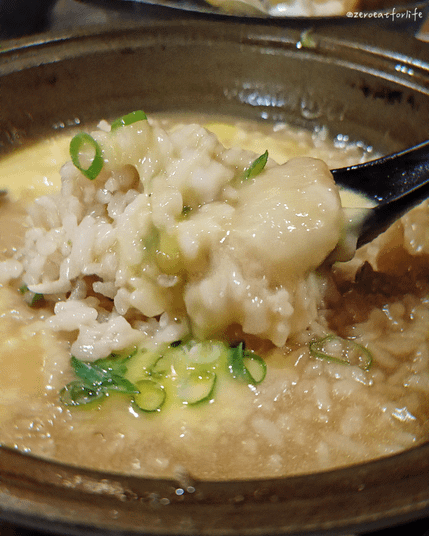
331;140;429;250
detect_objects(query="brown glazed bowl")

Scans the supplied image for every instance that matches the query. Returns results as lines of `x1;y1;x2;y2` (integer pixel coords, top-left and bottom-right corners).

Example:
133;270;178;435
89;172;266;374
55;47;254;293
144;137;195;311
0;18;429;536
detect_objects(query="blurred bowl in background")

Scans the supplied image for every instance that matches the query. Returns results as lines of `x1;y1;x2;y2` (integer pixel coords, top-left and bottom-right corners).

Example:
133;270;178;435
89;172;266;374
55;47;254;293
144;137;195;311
79;0;429;32
1;0;428;38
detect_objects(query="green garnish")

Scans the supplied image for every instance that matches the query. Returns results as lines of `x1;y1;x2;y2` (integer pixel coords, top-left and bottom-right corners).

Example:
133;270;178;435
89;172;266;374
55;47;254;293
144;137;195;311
19;284;44;307
68;110;147;180
181;205;192;218
309;335;373;371
146;341;220;405
111;110;147;131
19;284;27;294
70;355;137;393
177;369;217;405
69;132;104;180
60;354;138;407
61;339;267;412
228;342;267;385
133;379;166;412
242;150;269;181
59;380;105;407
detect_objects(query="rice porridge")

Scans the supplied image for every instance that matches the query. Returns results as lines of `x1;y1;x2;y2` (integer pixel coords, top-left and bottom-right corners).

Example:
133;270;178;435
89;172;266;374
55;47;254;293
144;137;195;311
0;113;428;480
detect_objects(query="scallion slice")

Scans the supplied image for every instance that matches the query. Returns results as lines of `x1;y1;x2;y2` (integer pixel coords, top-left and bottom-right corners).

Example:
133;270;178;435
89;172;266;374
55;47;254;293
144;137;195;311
111;110;147;131
177;370;217;405
61;339;268;414
59;355;139;408
228;342;266;385
59;380;104;407
19;284;44;306
242;353;267;384
309;335;373;371
69;132;104;180
133;379;166;412
181;205;192;218
149;355;170;379
242;150;268;181
70;355;138;394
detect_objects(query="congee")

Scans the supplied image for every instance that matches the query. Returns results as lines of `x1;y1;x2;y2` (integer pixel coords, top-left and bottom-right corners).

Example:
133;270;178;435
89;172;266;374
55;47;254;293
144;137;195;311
0;112;428;480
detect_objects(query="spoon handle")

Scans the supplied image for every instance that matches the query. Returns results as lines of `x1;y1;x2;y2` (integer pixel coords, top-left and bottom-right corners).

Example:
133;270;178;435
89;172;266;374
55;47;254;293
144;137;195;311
331;140;429;248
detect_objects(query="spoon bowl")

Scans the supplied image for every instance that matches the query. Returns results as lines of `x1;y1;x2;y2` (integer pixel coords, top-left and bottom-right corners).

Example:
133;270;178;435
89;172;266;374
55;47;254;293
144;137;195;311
332;140;429;249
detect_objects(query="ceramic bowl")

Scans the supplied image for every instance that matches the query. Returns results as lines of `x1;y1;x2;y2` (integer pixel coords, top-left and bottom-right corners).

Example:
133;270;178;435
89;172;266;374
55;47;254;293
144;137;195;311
0;18;429;535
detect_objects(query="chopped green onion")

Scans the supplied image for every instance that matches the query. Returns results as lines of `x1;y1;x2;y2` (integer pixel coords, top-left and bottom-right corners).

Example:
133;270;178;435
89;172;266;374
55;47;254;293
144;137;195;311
133;379;166;412
29;293;44;306
309;335;373;371
92;353;131;377
181;205;192;218
59;380;104;407
69;132;104;180
71;356;107;385
149;355;170;379
228;342;248;380
19;284;44;306
242;150;268;181
177;370;217;405
242;353;267;384
59;355;139;408
228;342;266;385
111;110;147;131
70;355;138;394
61;339;268;413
